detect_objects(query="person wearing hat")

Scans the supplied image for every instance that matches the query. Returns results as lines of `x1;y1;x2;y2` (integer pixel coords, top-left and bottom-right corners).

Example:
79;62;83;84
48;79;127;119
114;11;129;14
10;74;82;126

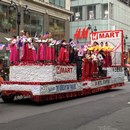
58;40;69;64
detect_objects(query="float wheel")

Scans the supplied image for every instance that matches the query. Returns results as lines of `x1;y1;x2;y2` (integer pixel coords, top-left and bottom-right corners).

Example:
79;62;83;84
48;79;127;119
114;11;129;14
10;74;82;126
2;95;15;103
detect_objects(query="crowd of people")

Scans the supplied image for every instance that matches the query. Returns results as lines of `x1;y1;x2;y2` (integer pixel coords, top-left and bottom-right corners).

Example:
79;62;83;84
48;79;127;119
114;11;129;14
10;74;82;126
81;41;113;79
9;30;73;64
10;30;53;64
9;30;114;79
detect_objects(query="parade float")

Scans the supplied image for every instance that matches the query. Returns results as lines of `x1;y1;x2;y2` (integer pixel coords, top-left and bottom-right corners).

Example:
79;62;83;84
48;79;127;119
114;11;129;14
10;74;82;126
0;30;125;104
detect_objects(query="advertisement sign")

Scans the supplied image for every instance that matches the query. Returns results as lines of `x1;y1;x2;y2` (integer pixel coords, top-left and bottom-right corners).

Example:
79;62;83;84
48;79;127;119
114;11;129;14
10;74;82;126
46;82;82;94
55;65;77;81
91;78;110;88
107;67;124;84
91;30;123;66
91;30;123;52
74;28;89;40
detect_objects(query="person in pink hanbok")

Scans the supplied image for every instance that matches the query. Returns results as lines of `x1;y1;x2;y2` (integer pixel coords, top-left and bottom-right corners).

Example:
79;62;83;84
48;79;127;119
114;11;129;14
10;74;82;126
21;32;29;62
38;35;45;62
45;32;55;63
10;36;18;64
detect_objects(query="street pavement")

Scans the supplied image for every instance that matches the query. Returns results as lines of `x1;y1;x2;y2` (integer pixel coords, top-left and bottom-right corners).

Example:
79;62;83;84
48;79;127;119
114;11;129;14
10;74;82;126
124;76;128;82
0;81;130;130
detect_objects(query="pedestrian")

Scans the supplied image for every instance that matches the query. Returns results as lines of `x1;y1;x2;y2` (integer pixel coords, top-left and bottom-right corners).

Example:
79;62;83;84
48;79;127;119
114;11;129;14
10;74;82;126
126;67;130;82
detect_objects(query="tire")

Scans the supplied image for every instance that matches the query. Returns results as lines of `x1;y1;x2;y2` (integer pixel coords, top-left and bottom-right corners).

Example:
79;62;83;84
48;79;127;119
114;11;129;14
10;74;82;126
2;95;14;103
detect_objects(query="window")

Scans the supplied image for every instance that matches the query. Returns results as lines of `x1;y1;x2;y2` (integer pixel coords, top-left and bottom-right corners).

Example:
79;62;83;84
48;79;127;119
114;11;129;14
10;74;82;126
0;4;16;34
55;0;60;6
49;0;55;4
60;0;65;8
24;14;31;33
49;17;65;39
109;3;113;19
49;0;65;8
102;3;113;19
24;12;44;37
87;5;96;20
102;4;108;19
119;0;130;6
70;6;82;21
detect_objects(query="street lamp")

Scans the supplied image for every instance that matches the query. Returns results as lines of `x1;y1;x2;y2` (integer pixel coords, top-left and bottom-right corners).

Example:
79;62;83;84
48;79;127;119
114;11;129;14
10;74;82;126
88;24;97;32
124;35;128;65
24;5;29;15
9;0;29;36
124;35;128;53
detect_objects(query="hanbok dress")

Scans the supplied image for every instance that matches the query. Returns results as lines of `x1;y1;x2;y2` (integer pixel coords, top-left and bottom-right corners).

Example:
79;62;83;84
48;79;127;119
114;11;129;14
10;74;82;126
10;39;18;63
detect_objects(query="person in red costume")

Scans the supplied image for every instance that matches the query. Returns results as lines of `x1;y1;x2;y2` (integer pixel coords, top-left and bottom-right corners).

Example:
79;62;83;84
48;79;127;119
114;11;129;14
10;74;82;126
82;50;93;80
58;40;69;64
21;32;36;63
38;35;45;62
104;42;113;67
45;32;55;63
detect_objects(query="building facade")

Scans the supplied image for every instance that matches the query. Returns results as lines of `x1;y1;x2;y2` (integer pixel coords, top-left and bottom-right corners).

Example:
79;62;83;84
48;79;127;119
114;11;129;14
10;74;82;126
0;0;71;40
70;0;130;51
0;0;71;79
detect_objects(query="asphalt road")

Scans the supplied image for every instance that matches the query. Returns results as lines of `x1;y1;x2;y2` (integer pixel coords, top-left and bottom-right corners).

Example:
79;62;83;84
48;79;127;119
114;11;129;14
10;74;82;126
0;82;130;130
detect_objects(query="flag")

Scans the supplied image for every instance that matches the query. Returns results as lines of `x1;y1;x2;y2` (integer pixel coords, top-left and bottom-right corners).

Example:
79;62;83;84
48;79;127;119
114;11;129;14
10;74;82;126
50;40;57;46
78;49;84;56
70;41;76;48
56;40;61;45
5;43;10;51
34;32;37;38
5;37;11;42
0;44;5;50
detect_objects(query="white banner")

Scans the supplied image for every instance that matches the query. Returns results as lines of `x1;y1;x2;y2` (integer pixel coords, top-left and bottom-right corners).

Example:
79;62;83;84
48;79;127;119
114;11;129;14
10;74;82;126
91;30;123;66
91;30;123;52
44;82;82;94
